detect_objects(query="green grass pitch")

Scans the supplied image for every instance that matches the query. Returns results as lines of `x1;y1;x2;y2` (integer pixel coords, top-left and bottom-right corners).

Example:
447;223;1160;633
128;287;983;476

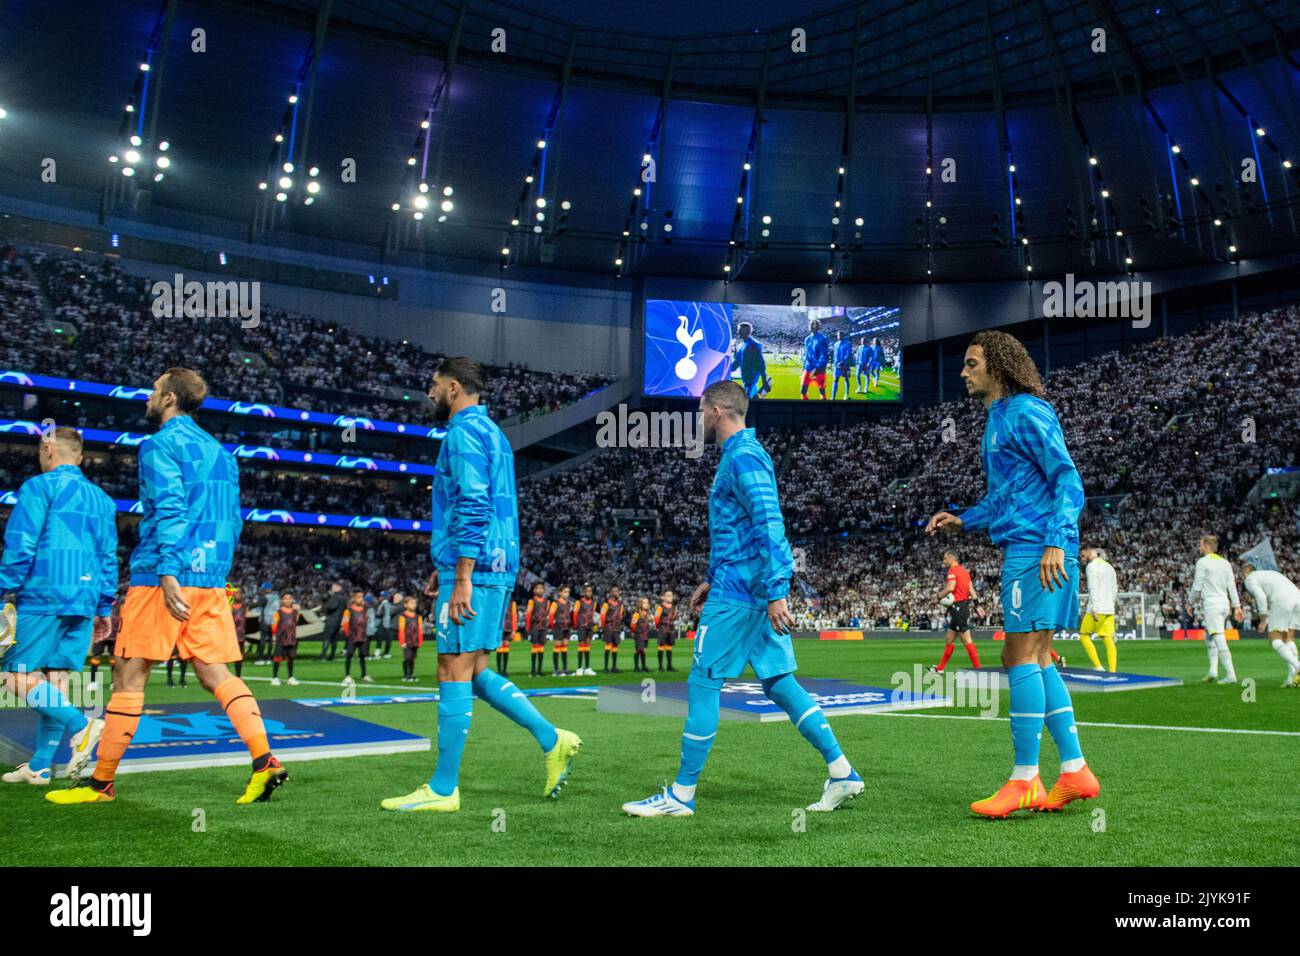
3;640;1296;866
746;361;901;402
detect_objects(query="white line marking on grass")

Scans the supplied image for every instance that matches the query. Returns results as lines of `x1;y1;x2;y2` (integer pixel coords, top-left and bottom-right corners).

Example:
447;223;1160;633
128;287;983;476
867;711;1300;737
240;676;419;692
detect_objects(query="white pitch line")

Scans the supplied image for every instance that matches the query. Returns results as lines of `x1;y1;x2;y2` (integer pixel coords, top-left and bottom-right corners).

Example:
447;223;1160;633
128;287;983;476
867;711;1300;737
239;676;422;693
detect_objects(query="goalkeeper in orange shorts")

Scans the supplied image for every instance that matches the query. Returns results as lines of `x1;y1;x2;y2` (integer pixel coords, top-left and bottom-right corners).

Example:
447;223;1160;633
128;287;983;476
47;368;288;806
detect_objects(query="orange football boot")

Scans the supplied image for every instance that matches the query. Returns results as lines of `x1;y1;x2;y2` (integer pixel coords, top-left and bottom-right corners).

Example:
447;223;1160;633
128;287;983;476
1041;765;1101;811
970;776;1048;818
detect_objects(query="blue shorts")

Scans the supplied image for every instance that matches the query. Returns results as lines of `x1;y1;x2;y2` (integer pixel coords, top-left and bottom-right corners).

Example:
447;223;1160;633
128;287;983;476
999;552;1079;633
691;599;797;685
435;584;511;655
2;613;94;673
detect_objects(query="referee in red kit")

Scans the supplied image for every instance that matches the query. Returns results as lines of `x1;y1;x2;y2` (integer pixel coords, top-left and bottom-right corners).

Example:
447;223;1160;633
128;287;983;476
928;550;981;673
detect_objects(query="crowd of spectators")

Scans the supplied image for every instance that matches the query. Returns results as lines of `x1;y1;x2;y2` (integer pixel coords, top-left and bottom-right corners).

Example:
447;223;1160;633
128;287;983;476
2;241;609;426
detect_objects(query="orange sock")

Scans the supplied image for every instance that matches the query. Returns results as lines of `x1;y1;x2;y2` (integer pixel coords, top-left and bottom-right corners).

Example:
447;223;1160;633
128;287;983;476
92;691;145;784
214;676;270;761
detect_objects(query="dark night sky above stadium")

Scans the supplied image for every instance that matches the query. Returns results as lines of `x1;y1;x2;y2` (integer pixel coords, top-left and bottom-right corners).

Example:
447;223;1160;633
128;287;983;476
514;0;828;34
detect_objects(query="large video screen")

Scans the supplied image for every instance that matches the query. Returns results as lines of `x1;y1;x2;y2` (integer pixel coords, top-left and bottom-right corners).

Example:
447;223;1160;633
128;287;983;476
643;300;901;401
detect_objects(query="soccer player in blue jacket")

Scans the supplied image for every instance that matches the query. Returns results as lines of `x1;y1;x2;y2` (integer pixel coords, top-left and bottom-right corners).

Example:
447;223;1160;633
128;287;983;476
800;318;831;400
831;330;854;399
48;368;286;806
0;427;115;786
926;331;1098;818
624;380;862;817
382;358;580;813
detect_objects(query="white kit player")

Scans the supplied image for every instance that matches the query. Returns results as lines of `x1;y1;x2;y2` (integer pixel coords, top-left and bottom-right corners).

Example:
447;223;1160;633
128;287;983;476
1239;548;1300;688
1188;534;1242;685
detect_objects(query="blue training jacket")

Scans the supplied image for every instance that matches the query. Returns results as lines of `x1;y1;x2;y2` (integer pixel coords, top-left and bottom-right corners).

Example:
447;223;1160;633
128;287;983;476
802;331;831;371
0;464;118;616
960;392;1085;558
707;428;794;608
130;415;242;587
429;405;520;588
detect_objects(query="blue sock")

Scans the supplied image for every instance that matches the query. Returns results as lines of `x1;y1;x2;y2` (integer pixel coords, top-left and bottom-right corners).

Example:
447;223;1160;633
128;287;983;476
1040;664;1084;764
28;712;60;773
1007;663;1045;768
428;682;473;797
675;677;721;789
762;673;846;768
26;682;88;738
472;669;558;753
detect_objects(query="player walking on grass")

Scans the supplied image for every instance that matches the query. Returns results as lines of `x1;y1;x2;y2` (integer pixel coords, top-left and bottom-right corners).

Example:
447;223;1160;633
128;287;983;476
1078;547;1118;672
1;427;115;787
927;550;980;674
623;380;863;817
381;358;580;813
47;368;288;806
1189;534;1242;684
926;331;1097;819
1239;544;1300;688
800;318;830;401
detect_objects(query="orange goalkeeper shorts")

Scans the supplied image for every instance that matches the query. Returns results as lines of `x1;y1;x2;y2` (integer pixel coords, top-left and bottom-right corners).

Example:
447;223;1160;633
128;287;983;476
115;585;241;664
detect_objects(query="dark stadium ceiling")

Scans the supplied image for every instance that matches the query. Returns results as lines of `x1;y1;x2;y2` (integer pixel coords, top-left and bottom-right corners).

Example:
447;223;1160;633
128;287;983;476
0;0;1298;283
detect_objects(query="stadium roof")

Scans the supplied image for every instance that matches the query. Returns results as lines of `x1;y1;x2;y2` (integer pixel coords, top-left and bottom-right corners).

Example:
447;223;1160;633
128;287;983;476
1;0;1298;282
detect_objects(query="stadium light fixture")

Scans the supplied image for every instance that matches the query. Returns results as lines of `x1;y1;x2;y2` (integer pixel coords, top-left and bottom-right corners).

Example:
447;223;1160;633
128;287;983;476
158;140;169;151
1256;127;1266;137
0;107;7;119
419;182;429;193
501;247;510;256
537;139;547;149
283;162;294;173
125;149;140;164
1008;164;1015;172
525;175;534;183
1228;244;1237;253
1214;218;1222;226
441;199;453;212
1089;156;1098;166
407;157;416;166
279;176;292;189
1115;229;1123;237
122;167;134;177
761;228;770;237
560;199;571;210
536;197;547;208
391;202;400;211
1125;256;1133;265
156;155;169;168
723;264;731;271
275;133;284;143
139;62;149;71
306;180;320;194
308;166;319;177
413;194;429;209
762;215;771;224
125;104;134;112
1100;189;1110;198
303;196;314;205
838;166;845;175
855;217;864;227
275;191;287;201
421;119;430;129
736;196;744;203
1284;159;1293;169
1190;177;1199;186
413;210;424;220
443;185;454;196
632;187;641;196
615;257;623;266
743;162;751;171
533;225;542;233
153;172;164;182
108;154;119;163
129;135;142;147
663;223;672;232
259;181;268;190
1170;144;1180;153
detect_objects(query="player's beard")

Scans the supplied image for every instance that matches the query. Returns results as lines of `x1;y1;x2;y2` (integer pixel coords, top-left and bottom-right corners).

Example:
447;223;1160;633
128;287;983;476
432;395;453;424
144;400;163;426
